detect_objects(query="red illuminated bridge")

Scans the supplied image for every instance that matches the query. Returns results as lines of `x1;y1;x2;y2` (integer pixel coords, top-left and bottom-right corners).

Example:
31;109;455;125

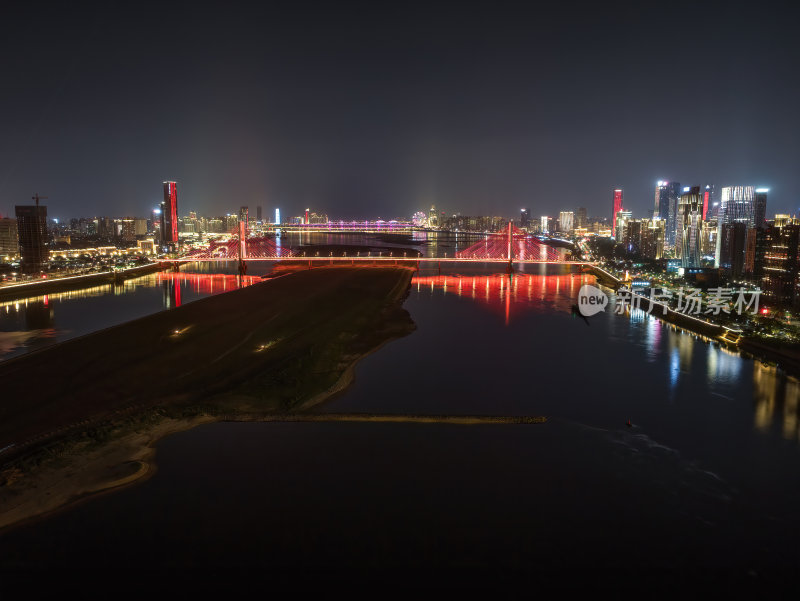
173;223;593;267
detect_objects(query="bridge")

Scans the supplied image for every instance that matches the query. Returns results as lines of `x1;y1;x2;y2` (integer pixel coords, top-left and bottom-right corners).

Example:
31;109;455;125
169;222;592;274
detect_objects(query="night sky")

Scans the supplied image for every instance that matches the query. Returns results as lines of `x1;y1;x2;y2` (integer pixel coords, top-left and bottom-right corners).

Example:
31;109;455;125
1;1;798;222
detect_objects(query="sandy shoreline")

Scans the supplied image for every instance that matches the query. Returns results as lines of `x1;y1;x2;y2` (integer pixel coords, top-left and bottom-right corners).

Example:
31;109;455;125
0;266;418;532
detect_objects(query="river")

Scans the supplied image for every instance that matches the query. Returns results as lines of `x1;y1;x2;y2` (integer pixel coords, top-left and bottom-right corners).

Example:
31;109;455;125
0;236;799;586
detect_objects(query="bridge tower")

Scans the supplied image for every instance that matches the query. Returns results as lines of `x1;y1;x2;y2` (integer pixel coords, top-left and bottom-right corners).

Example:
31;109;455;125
237;217;248;275
506;220;515;274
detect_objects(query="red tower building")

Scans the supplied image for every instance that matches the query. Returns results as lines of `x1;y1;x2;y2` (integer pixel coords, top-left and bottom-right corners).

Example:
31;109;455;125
612;189;624;238
160;181;179;249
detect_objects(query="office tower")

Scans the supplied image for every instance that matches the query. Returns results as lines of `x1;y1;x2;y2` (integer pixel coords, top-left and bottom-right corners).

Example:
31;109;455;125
761;223;800;306
257;206;262;222
520;208;530;228
576;207;587;229
559;211;574;234
754;188;768;229
120;217;136;242
640;218;665;259
275;208;281;225
160;181;179;248
0;217;19;258
428;205;438;228
714;186;756;267
615;210;632;243
239;206;249;223
622;219;643;253
654;181;682;248
15;195;49;272
611;189;623;238
540;216;551;234
675;186;703;268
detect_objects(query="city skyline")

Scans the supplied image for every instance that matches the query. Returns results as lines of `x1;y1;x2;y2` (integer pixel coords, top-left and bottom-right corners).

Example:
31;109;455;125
1;3;798;220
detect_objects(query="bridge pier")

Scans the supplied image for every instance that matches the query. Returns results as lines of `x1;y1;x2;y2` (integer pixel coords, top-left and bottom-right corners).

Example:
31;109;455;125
238;260;247;276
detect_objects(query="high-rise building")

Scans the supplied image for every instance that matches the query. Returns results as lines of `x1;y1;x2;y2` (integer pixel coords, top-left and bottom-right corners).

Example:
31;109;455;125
714;186;758;267
15;196;49;272
540;216;552;234
754;188;768;229
615;210;632;243
761;223;800;307
520;208;530;229
675;186;703;268
305;208;310;225
654;181;682;248
640;218;665;259
558;211;574;234
160;181;179;249
0;217;19;258
275;208;281;225
611;189;623;238
428;205;438;228
575;207;587;229
256;206;262;222
119;217;136;242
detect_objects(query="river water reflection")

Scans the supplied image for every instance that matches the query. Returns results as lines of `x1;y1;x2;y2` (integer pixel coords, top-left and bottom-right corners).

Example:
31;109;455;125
1;262;800;581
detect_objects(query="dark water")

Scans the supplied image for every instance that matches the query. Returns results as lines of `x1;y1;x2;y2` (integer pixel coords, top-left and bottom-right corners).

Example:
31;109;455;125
1;261;800;588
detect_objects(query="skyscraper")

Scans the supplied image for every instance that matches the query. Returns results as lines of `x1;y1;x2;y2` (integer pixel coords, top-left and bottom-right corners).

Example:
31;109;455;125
256;206;262;222
275;208;281;225
675;186;703;268
754;188;769;229
612;189;623;238
0;217;19;259
520;208;530;228
559;211;574;234
654;181;681;247
160;181;179;249
15;194;49;272
714;186;757;267
576;207;587;229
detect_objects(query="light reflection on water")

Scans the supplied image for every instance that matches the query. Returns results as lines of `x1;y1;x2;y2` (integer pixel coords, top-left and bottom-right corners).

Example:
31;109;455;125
2;264;800;441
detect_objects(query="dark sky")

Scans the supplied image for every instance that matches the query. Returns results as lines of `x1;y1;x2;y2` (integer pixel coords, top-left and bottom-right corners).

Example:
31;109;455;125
1;1;798;222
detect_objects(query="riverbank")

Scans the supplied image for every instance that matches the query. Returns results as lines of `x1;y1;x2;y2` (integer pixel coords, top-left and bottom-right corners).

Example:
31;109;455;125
598;270;800;376
0;262;163;302
0;266;418;530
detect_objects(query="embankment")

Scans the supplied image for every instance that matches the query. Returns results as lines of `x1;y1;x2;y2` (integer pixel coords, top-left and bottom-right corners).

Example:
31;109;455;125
0;266;419;530
0;262;163;302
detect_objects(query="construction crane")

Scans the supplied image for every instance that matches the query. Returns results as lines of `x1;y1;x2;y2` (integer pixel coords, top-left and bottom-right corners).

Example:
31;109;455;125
32;193;48;207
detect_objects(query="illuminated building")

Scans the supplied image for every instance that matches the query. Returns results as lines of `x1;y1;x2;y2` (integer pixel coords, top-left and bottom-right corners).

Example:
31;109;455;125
275;208;281;225
614;210;632;243
714;186;758;267
761;223;800;307
0;217;19;258
654;181;681;248
675;186;703;268
520;208;530;228
558;211;574;234
575;207;587;229
640;218;665;259
305;208;310;225
611;189;623;238
15;197;49;272
755;188;769;229
428;205;438;228
160;181;179;250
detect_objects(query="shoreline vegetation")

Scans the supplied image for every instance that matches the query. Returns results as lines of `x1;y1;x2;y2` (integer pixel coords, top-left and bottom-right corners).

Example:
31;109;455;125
0;264;546;532
586;265;800;376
